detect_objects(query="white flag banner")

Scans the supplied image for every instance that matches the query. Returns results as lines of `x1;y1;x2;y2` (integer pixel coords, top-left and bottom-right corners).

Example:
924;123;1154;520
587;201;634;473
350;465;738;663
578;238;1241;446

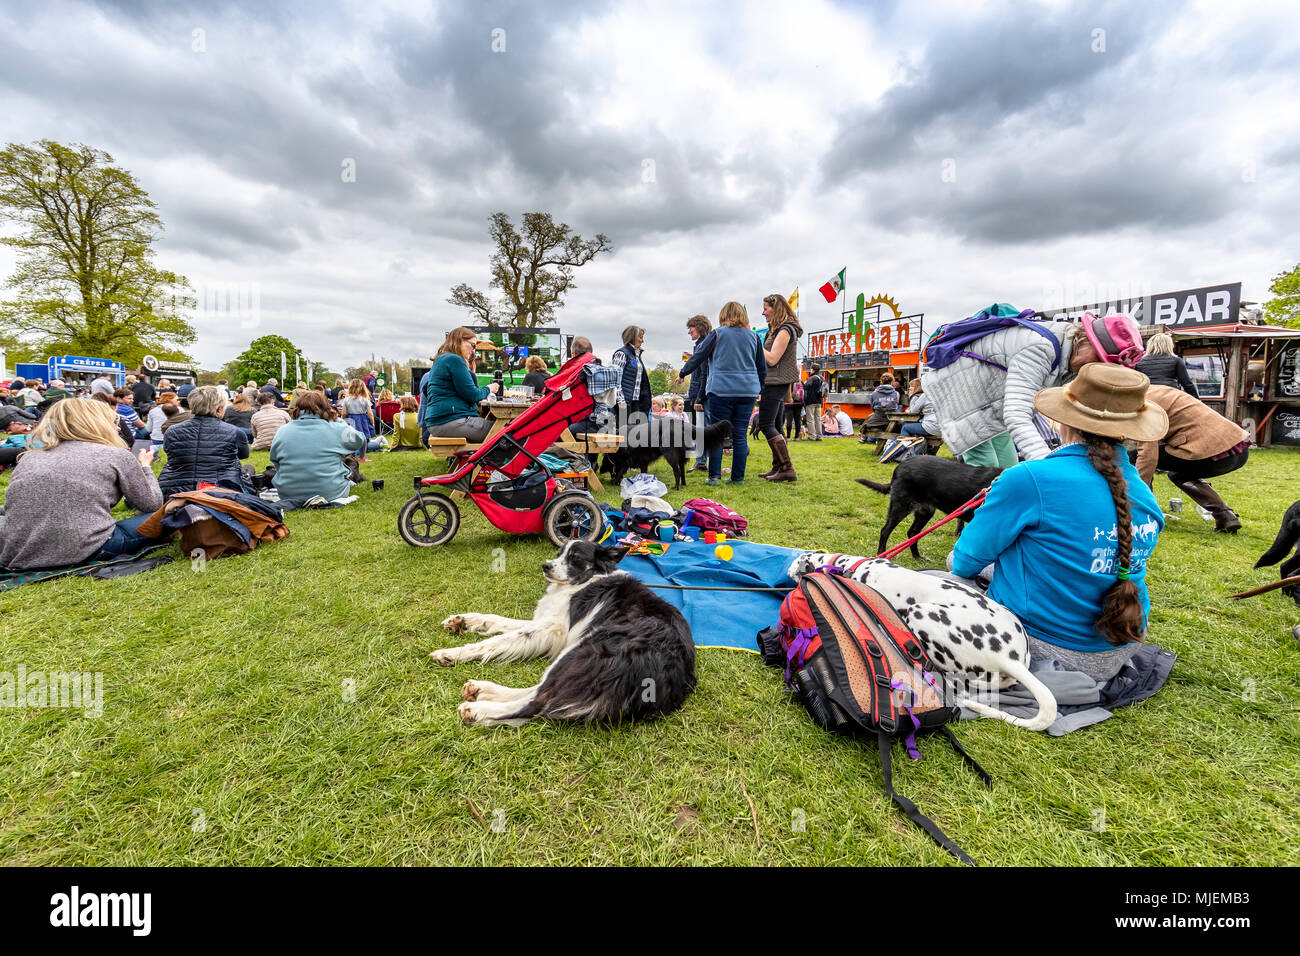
280;351;286;382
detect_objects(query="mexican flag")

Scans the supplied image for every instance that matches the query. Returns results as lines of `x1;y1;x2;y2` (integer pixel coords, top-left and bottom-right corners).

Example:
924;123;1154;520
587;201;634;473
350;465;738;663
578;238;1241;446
819;268;846;302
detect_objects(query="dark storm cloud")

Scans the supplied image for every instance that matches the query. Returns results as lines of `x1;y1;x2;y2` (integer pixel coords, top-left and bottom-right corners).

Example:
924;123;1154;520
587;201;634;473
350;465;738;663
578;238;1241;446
815;1;1266;242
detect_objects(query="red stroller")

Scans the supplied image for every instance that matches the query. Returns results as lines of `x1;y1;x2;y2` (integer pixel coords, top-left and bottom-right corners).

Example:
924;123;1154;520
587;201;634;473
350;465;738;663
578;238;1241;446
397;352;606;548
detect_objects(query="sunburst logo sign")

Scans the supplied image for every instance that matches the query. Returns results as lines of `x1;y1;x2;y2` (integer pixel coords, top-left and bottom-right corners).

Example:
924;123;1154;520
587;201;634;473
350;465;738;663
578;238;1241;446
849;293;902;349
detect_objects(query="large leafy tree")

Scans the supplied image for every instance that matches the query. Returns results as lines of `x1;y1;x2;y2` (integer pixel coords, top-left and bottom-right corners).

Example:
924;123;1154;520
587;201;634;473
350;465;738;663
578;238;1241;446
1263;262;1300;328
0;140;196;367
224;334;325;386
449;212;610;328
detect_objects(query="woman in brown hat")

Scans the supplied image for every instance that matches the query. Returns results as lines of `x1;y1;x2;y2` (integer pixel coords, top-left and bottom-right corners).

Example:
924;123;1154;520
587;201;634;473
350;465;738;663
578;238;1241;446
951;364;1170;680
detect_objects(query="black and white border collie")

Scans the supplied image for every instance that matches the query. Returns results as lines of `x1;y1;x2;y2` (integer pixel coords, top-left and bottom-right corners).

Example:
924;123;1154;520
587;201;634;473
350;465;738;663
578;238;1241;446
433;540;696;727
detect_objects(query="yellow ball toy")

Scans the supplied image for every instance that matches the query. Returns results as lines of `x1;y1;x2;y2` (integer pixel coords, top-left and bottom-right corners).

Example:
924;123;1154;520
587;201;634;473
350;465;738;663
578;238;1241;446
715;544;733;561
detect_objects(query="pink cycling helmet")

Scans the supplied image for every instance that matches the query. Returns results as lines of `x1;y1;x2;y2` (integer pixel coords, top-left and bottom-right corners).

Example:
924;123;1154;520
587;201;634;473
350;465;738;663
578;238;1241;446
1081;312;1144;367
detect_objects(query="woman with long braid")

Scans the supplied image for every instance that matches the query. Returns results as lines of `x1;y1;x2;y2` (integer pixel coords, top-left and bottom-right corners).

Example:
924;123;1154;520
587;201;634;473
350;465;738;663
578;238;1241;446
951;364;1169;679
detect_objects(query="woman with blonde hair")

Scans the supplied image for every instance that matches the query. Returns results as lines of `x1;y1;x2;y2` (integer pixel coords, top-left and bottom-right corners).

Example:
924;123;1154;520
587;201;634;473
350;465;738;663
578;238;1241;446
1134;331;1197;396
0;398;165;568
420;327;500;443
342;378;376;459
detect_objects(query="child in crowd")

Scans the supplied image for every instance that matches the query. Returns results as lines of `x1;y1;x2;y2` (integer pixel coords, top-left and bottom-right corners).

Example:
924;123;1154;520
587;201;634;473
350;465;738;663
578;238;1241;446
342;379;376;460
146;392;178;446
390;395;423;450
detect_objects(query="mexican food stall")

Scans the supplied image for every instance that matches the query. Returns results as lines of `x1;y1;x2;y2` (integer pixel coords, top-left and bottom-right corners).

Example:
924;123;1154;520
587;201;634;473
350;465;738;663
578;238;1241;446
802;294;924;423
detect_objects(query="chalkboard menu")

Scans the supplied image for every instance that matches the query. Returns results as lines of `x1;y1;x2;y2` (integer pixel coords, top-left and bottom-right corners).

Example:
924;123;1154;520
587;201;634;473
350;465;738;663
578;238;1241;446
1271;409;1300;446
1276;342;1300;400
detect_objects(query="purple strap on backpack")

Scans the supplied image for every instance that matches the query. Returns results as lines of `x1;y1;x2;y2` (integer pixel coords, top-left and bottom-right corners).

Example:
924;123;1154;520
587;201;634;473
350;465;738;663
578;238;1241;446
891;679;923;760
784;627;817;690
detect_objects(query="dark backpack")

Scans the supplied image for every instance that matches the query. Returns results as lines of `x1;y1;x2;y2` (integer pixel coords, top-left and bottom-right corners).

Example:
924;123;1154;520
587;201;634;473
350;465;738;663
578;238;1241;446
921;304;1061;373
774;567;991;864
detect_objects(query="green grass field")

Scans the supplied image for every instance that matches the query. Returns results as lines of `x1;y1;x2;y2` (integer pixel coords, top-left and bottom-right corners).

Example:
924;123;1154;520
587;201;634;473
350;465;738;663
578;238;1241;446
1;437;1297;866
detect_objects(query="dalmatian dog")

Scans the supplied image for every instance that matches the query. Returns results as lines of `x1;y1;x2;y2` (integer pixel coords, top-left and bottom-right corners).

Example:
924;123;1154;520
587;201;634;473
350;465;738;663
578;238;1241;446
788;552;1057;732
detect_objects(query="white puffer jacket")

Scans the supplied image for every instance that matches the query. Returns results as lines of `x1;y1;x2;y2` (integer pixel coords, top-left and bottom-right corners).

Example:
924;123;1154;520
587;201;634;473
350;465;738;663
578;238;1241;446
920;321;1077;460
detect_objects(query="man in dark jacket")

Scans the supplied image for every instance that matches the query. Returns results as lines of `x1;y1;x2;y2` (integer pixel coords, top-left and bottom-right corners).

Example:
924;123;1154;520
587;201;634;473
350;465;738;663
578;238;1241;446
803;363;826;441
131;375;157;413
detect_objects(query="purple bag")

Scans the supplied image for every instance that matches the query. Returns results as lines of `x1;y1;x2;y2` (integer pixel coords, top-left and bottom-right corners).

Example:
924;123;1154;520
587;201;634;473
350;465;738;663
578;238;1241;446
681;498;748;537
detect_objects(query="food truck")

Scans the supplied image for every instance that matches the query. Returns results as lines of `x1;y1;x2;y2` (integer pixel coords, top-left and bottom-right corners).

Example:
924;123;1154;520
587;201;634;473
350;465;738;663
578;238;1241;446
13;355;127;388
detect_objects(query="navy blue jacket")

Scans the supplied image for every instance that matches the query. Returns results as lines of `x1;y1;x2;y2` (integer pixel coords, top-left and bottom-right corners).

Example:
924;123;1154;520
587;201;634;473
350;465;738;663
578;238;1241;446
158;415;252;498
681;335;712;405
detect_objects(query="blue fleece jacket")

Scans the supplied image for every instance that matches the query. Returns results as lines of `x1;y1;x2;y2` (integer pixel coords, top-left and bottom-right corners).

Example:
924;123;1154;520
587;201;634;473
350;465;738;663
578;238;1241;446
951;444;1164;654
421;353;490;427
268;413;367;502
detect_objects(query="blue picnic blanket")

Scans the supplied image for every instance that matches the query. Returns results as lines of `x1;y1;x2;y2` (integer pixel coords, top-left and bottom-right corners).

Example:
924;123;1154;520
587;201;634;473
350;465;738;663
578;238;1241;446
618;539;799;650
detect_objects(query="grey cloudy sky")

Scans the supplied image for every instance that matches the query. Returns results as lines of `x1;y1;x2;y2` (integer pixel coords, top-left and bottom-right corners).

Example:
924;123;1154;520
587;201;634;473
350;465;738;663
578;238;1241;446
2;0;1298;373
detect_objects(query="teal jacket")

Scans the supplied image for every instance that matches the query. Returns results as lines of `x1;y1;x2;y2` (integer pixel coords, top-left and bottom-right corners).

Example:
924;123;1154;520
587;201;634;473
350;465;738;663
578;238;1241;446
952;444;1163;654
421;353;489;427
268;413;366;502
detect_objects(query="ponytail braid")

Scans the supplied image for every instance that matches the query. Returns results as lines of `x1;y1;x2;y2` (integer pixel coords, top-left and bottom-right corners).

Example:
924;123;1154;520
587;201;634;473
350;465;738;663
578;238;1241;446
1083;433;1146;645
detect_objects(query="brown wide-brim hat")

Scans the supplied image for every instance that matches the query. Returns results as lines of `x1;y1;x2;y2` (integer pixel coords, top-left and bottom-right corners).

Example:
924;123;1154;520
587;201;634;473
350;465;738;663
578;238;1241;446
1035;363;1169;443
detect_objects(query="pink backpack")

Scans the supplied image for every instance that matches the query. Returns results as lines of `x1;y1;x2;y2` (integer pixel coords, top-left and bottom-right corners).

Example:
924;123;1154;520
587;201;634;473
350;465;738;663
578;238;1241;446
682;498;748;536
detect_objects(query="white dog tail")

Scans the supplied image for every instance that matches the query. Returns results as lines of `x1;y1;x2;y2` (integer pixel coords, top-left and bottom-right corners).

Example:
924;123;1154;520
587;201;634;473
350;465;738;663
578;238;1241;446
957;657;1058;732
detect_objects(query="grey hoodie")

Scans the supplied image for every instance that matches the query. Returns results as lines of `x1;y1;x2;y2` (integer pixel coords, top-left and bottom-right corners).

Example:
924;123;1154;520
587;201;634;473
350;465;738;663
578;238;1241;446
870;383;899;412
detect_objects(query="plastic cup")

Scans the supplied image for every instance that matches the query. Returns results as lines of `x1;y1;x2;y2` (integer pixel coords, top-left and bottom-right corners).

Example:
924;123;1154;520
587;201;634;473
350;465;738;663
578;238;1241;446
703;531;716;544
716;531;727;543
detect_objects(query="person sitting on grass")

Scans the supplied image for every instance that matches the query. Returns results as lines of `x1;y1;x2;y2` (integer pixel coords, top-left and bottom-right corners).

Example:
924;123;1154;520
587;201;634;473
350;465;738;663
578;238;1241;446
950;364;1168;681
251;391;291;451
222;391;256;442
833;404;853;437
389;395;424;450
0;398;166;570
268;391;367;507
157;385;253;498
820;409;840;436
146;392;178;446
113;387;148;439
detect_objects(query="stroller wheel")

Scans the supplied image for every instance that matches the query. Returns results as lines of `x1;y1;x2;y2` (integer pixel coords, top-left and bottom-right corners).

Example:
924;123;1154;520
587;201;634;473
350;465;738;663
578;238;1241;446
398;492;460;547
543;493;604;547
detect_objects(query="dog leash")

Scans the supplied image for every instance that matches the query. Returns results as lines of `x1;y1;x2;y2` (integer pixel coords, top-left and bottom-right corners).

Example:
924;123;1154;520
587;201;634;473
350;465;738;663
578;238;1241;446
1228;574;1300;600
642;584;795;593
877;487;989;562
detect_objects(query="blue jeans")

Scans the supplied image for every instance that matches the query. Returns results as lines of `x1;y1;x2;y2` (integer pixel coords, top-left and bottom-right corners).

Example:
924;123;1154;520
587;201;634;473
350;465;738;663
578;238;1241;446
93;514;165;559
707;395;752;481
901;422;939;452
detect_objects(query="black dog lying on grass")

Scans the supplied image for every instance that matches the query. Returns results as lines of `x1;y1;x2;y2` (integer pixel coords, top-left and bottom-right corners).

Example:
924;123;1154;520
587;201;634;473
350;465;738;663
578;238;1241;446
602;418;731;489
1255;499;1300;606
856;457;1003;559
